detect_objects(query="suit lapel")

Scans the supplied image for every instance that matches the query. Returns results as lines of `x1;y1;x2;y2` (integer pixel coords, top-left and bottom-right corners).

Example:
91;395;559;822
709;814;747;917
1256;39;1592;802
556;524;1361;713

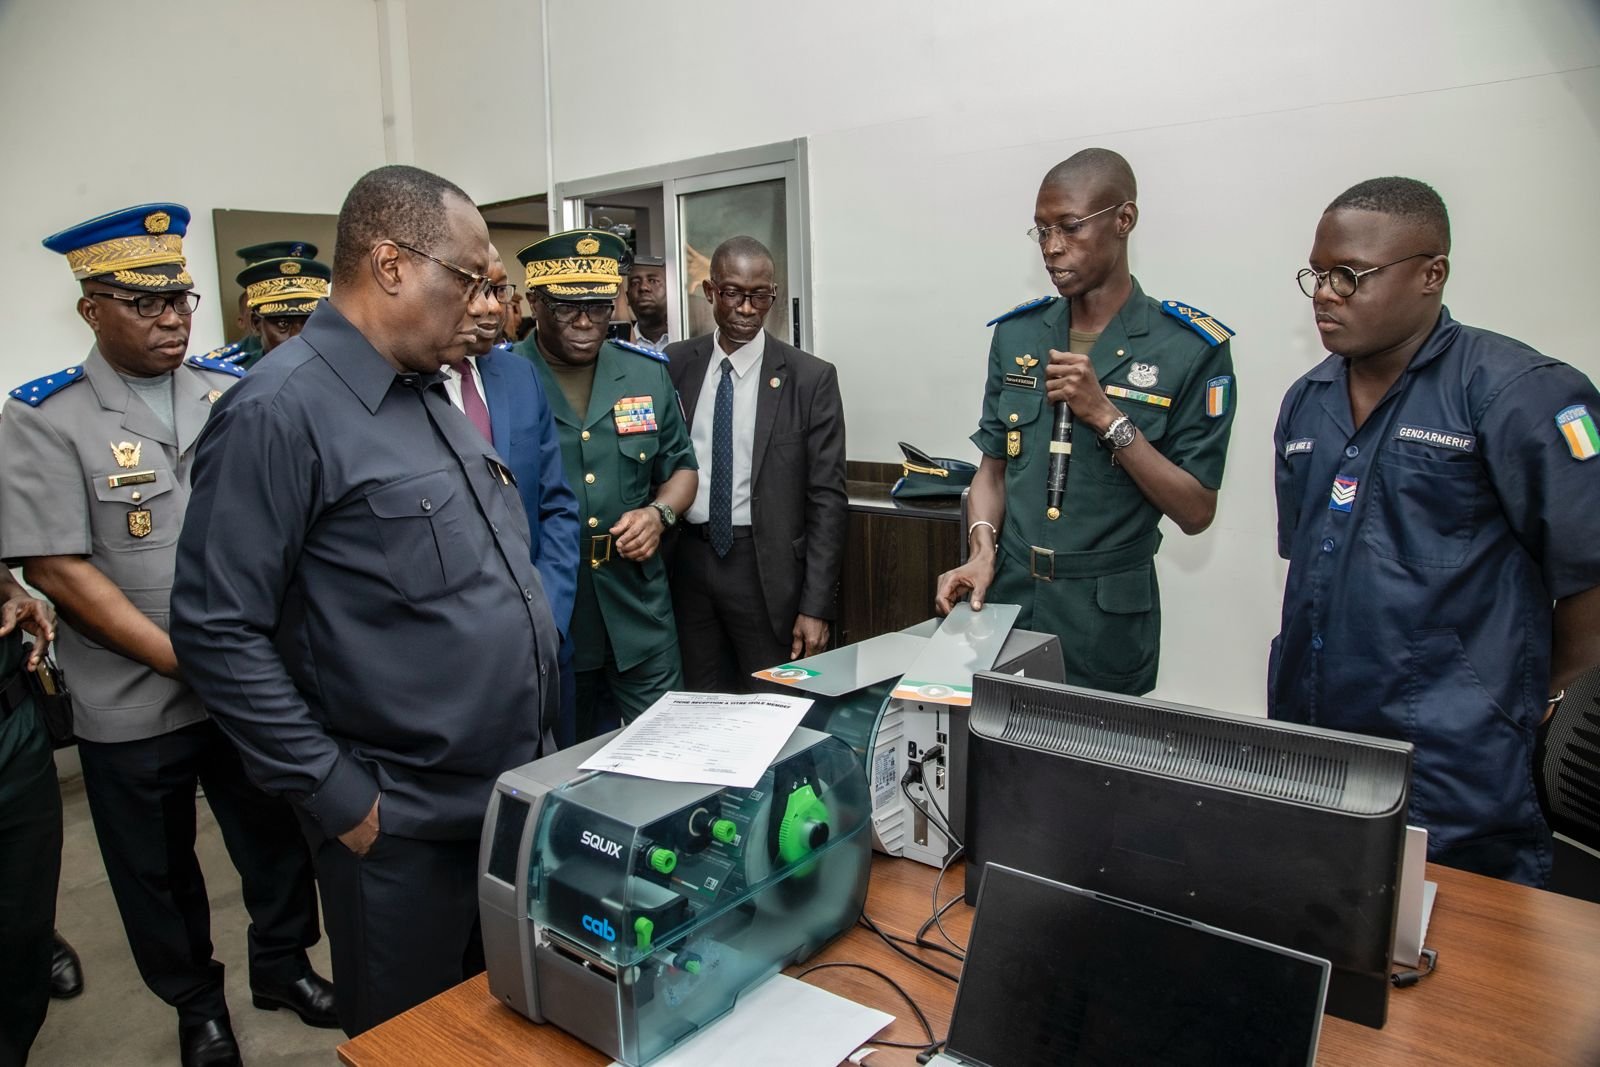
751;333;787;486
1089;278;1151;384
677;336;713;427
477;352;513;456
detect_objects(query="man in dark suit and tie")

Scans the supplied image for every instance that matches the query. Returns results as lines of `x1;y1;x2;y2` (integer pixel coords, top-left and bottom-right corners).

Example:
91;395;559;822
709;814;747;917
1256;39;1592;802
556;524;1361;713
664;236;848;690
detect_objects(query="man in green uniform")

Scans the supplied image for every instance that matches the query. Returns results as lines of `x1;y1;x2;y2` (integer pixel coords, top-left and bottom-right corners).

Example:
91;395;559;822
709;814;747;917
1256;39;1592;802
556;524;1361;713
514;230;697;740
235;253;330;359
0;571;59;1067
936;148;1237;695
209;241;321;370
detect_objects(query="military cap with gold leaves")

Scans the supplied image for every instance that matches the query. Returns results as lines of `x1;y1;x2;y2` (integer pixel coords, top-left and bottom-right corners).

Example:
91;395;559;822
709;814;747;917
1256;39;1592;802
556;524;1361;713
516;228;626;301
43;202;194;292
237;256;331;317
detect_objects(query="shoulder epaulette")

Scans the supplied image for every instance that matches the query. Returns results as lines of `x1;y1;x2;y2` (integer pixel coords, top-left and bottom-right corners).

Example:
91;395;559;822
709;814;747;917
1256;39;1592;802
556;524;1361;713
186;353;248;378
985;296;1055;328
205;341;244;364
1160;300;1235;346
9;365;86;407
609;338;669;364
492;341;514;352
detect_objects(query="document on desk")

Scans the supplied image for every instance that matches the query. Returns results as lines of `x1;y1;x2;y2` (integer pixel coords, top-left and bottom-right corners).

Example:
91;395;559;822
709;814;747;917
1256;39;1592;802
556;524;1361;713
605;973;893;1067
578;691;813;789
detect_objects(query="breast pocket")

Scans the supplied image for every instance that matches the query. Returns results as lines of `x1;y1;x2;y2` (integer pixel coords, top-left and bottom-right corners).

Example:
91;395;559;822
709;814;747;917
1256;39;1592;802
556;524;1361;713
91;468;180;550
1361;449;1481;568
999;390;1045;483
617;433;659;505
365;470;474;599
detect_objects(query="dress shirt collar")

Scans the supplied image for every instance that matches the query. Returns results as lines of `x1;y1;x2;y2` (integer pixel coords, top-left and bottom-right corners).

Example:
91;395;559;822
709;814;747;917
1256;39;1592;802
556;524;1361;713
299;300;447;414
711;328;766;378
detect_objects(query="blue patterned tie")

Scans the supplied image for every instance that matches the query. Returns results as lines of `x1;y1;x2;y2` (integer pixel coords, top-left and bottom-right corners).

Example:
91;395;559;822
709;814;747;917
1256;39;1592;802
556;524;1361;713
710;357;735;558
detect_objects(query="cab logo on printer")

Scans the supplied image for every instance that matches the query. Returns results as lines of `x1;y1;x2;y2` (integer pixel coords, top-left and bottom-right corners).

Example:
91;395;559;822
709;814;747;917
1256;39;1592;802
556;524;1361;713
581;914;617;942
580;830;625;859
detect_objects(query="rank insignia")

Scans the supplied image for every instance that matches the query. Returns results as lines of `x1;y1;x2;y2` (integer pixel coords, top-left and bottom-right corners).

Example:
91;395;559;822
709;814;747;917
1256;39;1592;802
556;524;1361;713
127;509;153;538
1205;375;1232;418
613;395;657;434
111;440;143;469
1556;404;1599;461
1007;430;1021;457
1328;474;1358;512
1128;362;1159;388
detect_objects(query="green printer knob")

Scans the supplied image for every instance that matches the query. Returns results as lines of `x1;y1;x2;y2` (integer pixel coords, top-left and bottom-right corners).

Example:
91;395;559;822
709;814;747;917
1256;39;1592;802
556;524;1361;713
647;846;678;874
634;916;654;952
711;818;738;844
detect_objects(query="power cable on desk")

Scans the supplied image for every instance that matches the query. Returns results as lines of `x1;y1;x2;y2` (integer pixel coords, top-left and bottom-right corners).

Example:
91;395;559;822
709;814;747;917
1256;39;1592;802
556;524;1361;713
795;960;944;1055
858;911;962;982
859;910;965;964
920;843;968;957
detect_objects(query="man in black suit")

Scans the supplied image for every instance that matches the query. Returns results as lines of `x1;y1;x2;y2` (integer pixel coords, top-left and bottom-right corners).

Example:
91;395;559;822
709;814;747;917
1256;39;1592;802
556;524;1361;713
664;236;847;690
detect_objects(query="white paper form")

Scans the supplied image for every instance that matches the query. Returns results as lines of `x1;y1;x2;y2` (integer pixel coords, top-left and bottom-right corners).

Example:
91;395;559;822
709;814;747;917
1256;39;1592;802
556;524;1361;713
605;973;894;1067
578;691;813;789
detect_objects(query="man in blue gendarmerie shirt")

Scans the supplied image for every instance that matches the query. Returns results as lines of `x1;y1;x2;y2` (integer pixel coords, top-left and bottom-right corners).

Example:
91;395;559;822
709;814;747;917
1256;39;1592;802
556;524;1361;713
1271;177;1600;887
171;165;561;1036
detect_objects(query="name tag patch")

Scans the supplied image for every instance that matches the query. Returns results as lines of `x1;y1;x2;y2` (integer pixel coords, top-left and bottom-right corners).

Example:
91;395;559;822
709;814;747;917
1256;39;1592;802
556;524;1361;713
1284;438;1314;457
1105;384;1172;408
1328;474;1358;512
613;396;657;434
1395;424;1476;452
1004;373;1038;390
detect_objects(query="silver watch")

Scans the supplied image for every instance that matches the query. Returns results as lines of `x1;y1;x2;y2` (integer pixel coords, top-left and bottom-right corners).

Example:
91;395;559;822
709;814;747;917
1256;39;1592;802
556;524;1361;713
1101;414;1137;451
649;500;677;528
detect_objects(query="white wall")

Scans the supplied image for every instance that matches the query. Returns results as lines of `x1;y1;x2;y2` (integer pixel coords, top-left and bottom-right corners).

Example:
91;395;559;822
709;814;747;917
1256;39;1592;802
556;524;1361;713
0;0;389;385
542;0;1600;714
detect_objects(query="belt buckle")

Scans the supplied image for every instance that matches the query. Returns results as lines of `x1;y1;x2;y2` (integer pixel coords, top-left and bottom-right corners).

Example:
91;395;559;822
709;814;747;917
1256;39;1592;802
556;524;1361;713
1029;545;1054;581
590;533;613;569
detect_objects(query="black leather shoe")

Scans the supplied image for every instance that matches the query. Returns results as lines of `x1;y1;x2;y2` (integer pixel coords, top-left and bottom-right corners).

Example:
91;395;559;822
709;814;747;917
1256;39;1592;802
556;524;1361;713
178;1016;242;1067
49;931;83;999
251;972;339;1029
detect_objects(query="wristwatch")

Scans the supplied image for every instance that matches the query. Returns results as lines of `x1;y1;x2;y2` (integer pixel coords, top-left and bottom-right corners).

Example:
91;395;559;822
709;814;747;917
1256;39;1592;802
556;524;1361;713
1101;414;1138;451
649;500;677;529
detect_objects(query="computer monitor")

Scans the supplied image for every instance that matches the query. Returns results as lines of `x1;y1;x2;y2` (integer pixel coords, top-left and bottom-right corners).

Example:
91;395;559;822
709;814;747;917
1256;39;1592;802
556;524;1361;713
963;672;1412;1029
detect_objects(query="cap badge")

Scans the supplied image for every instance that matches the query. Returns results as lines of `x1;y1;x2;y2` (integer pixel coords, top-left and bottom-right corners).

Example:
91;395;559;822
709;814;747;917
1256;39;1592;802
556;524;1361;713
575;236;601;256
143;212;170;235
280;261;301;275
1128;362;1158;388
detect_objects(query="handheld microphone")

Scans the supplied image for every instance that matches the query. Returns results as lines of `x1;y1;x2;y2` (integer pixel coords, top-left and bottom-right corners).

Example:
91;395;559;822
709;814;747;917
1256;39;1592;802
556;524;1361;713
1046;398;1072;521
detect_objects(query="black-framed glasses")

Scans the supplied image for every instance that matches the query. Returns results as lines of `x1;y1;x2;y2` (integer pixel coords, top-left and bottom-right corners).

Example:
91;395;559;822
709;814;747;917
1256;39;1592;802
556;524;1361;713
394;240;497;301
712;286;777;310
541;296;614;324
490;283;516;304
1025;201;1129;245
1297;252;1442;298
89;291;202;317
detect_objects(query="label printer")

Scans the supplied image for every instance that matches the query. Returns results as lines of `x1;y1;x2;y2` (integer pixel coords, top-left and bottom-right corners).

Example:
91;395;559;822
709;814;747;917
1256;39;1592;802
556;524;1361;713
478;726;871;1066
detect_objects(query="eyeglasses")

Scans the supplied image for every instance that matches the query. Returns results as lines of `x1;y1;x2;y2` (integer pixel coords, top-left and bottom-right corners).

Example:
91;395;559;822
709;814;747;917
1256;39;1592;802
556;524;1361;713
490;283;516;304
1025;201;1128;245
89;291;202;317
712;286;777;310
394;241;497;302
541;296;614;324
1297;252;1442;298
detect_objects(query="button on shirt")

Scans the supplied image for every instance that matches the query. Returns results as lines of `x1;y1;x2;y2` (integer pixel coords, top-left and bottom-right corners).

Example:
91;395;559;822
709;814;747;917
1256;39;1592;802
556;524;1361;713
685;329;763;525
1269;308;1600;886
170;302;560;841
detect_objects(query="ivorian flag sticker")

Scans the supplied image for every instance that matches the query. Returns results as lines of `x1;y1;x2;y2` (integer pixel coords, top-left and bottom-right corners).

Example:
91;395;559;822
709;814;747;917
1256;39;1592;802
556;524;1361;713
1557;405;1599;461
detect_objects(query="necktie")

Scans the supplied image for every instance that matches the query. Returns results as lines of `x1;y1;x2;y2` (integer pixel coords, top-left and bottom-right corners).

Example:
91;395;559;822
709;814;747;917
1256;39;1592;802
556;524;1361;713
709;357;735;558
458;362;493;443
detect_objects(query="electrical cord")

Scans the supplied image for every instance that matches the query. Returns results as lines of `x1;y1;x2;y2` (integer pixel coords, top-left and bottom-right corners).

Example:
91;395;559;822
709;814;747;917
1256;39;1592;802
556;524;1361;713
859;910;965;964
918;847;968;958
1391;947;1438;988
795;961;944;1053
857;910;962;982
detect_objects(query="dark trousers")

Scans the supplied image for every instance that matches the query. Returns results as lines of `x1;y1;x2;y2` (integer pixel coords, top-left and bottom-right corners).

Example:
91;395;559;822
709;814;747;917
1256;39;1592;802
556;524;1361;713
0;708;61;1067
298;817;483;1036
77;718;320;1025
672;534;791;693
572;638;683;742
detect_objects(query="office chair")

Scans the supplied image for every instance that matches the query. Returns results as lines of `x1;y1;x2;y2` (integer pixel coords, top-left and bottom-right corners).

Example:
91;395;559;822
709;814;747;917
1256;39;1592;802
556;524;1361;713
1538;664;1600;902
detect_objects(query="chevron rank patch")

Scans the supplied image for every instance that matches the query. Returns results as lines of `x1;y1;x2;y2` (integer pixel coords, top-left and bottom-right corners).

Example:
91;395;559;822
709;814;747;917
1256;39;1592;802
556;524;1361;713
1160;300;1235;345
1556;405;1599;461
1328;474;1358;512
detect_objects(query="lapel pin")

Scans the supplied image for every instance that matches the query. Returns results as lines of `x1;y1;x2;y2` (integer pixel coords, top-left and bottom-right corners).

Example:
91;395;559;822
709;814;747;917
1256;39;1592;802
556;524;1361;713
769;377;781;388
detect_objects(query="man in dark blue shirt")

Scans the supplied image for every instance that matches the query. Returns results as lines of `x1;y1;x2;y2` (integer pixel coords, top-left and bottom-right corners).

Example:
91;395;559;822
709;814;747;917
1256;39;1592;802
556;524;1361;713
171;165;561;1034
1271;177;1600;887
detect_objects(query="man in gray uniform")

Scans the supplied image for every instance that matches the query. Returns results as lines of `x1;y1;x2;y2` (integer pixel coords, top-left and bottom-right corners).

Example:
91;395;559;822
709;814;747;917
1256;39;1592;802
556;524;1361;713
0;204;334;1067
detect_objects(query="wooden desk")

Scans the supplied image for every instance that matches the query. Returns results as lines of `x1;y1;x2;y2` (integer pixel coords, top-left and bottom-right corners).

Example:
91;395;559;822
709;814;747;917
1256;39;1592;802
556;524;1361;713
339;855;1600;1066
